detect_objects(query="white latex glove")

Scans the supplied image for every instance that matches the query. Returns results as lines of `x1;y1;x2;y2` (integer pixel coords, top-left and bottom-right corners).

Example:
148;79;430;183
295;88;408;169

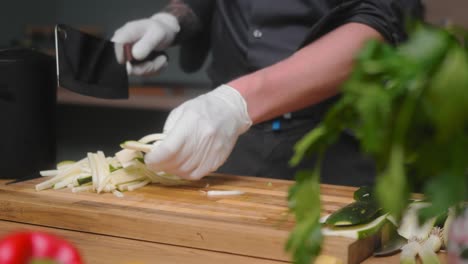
111;13;180;75
144;85;252;180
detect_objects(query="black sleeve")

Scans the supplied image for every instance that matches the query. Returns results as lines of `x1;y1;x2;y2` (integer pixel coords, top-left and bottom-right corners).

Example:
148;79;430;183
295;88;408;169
162;0;215;42
177;0;215;73
182;0;215;31
342;0;425;44
301;0;425;46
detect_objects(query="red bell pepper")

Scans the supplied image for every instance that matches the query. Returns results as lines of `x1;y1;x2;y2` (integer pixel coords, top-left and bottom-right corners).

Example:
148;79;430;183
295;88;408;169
0;231;83;264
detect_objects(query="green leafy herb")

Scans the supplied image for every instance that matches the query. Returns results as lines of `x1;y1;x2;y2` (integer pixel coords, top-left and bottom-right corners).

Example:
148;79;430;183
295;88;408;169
286;168;322;264
287;23;468;263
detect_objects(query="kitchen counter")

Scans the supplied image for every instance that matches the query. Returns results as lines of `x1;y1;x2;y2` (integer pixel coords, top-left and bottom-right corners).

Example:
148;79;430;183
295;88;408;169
0;175;445;263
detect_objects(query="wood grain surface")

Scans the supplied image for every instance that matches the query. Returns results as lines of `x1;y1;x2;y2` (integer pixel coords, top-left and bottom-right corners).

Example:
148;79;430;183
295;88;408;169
363;253;447;264
0;220;286;264
0;174;379;263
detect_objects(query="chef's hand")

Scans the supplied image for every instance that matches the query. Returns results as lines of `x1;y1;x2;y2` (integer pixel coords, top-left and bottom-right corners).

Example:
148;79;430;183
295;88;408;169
144;85;252;180
111;13;180;76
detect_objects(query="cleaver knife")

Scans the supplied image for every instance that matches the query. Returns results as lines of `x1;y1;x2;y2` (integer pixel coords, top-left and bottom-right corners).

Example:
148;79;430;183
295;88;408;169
55;24;166;99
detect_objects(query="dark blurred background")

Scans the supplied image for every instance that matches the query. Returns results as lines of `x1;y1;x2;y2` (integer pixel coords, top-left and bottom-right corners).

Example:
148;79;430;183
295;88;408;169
0;0;466;163
0;0;210;85
0;0;211;162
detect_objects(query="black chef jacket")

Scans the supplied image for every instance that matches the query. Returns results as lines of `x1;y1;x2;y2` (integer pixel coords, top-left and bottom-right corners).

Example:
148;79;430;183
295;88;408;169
177;0;424;186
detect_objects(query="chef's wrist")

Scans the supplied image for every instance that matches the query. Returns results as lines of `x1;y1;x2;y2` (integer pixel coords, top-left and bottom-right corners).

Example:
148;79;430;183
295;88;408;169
227;71;265;125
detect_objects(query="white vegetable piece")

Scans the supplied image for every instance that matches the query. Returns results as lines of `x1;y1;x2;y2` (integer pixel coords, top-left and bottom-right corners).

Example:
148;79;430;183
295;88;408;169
205;190;245;197
120;141;153;153
109;168;146;186
96;151;111;193
56;160;76;170
72;185;93;193
106;157;122;170
87;151;111;193
80;167;91;175
103;184;117;193
138;133;166;144
40;170;58;177
115;149;142;168
117;181;141;192
36;158;86;191
112;190;125;198
124;160;184;185
127;180;151;191
87;153;99;191
53;176;76;190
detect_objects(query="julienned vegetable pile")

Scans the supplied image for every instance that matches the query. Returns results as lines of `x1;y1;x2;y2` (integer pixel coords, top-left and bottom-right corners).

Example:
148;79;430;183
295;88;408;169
36;134;188;197
287;23;468;263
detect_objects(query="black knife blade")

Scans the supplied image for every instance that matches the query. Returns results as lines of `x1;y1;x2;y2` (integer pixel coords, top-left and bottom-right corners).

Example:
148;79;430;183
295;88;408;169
55;24;168;99
55;24;129;99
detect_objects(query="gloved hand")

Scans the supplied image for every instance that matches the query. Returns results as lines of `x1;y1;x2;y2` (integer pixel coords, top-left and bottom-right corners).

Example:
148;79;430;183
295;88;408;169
111;13;180;75
144;85;252;180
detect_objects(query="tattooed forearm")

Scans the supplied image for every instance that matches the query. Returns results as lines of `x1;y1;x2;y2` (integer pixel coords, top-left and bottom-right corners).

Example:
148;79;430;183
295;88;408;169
162;0;202;42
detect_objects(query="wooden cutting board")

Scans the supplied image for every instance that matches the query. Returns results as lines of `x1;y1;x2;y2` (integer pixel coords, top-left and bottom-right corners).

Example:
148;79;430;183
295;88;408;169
0;174;379;263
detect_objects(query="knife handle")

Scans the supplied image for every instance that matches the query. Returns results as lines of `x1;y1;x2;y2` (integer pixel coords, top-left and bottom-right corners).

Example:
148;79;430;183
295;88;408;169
124;44;168;65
